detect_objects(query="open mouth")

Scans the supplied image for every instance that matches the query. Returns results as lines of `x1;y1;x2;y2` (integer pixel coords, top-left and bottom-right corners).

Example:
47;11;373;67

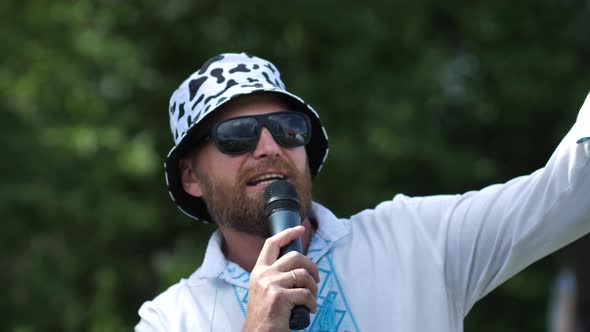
246;173;287;186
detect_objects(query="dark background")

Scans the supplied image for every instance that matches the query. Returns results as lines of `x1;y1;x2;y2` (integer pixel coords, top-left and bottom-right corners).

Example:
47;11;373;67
2;1;589;331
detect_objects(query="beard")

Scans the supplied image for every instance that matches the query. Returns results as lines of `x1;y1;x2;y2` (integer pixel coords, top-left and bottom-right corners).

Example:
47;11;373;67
197;157;312;238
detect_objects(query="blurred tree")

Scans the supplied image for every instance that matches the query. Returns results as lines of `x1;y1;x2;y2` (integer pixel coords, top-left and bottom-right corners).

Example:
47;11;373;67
573;237;590;331
1;0;589;331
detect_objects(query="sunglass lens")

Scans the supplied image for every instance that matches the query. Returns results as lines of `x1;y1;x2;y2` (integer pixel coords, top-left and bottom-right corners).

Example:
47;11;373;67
215;117;259;153
268;113;310;147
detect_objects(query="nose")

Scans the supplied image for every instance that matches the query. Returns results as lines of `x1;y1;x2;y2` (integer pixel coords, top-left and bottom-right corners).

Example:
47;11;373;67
252;127;281;159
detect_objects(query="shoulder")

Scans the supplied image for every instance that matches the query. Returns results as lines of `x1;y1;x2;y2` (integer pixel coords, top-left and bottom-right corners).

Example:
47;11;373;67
349;193;461;222
347;194;419;223
343;194;462;250
135;269;219;331
146;268;217;308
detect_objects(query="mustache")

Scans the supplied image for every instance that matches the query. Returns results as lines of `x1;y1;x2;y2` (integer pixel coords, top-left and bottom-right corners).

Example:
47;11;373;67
238;158;298;185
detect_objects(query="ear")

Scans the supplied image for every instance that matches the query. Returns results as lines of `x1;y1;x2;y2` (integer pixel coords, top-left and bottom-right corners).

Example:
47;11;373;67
180;159;204;197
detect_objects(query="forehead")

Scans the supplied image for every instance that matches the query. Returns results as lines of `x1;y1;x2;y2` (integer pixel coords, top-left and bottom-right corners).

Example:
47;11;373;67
215;93;292;121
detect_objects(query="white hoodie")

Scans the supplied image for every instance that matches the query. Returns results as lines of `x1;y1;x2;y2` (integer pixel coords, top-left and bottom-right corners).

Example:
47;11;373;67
136;92;590;332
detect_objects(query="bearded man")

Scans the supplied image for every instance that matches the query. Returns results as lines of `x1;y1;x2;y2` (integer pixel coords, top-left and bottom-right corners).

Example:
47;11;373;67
135;53;590;331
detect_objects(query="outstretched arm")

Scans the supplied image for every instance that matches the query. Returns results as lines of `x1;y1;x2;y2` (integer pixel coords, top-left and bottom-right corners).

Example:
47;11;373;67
412;91;590;316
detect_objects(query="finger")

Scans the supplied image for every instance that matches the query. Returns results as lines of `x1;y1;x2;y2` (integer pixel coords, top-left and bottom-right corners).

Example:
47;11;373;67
281;268;318;296
285;288;318;313
275;252;320;283
256;226;305;266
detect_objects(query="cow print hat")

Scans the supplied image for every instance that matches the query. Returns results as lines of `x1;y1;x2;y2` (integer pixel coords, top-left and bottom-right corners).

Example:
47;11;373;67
164;52;329;223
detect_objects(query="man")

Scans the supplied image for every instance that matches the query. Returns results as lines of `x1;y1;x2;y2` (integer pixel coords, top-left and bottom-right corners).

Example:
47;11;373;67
136;52;590;331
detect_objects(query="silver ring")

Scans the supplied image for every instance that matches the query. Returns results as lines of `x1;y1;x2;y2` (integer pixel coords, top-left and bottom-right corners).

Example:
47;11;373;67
290;270;297;286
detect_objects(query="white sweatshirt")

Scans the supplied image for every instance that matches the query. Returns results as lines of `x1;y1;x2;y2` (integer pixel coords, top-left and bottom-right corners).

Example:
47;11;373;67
136;92;590;332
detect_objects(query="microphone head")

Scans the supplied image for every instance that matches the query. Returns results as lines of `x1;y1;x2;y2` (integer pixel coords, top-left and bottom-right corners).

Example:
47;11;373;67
263;180;301;218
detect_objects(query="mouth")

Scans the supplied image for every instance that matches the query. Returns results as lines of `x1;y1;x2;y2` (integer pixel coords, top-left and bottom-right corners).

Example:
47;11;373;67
246;173;287;187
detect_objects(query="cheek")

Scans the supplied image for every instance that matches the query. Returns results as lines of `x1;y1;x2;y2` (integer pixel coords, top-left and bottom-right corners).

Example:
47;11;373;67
201;153;247;183
288;147;309;172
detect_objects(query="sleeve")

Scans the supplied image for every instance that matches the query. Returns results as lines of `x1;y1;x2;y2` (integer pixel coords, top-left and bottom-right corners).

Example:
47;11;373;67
134;301;167;332
411;91;590;317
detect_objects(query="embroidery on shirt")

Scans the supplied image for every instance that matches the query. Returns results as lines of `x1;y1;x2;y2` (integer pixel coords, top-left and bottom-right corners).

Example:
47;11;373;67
229;254;360;332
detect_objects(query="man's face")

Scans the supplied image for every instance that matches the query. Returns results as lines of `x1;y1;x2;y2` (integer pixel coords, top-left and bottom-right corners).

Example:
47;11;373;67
181;93;312;237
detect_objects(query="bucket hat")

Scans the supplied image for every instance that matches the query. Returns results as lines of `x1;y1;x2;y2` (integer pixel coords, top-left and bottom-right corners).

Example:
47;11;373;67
164;52;329;222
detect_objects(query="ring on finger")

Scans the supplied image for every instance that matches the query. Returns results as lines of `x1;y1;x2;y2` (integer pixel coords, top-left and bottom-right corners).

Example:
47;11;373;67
290;270;297;287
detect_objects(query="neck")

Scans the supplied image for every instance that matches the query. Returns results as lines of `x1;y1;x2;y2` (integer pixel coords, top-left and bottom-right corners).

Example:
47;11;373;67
219;218;315;272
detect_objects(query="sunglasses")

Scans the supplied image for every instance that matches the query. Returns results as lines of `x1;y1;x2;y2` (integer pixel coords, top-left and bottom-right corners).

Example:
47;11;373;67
207;111;312;154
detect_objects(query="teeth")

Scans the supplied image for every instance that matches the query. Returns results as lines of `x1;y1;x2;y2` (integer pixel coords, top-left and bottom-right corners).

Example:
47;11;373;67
255;179;277;186
250;173;286;185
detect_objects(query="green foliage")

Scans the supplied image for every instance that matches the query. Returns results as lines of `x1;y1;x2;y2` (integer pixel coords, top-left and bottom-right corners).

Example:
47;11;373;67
2;0;589;330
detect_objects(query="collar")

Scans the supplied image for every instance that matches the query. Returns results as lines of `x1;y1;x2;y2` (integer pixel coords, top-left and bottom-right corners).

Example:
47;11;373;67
193;201;350;287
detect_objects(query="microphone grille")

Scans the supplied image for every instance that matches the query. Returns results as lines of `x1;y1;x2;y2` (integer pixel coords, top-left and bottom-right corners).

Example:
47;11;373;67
264;180;300;217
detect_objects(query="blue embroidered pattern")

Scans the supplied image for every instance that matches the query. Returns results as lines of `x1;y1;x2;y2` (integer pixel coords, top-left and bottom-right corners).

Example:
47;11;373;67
226;253;360;332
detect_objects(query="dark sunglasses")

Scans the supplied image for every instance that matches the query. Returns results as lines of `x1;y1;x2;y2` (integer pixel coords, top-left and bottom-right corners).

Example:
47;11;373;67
208;111;312;154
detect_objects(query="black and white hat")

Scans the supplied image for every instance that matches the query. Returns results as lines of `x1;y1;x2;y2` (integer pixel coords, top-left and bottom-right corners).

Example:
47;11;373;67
164;52;329;223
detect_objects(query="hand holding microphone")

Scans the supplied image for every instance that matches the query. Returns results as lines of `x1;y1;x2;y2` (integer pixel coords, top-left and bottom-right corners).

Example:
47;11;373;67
264;180;313;330
243;181;318;331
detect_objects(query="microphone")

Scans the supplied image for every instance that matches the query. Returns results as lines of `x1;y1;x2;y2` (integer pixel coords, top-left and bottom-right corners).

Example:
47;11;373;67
264;180;310;330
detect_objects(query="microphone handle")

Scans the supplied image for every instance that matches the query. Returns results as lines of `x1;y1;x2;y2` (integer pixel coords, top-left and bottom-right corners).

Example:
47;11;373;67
268;209;310;330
